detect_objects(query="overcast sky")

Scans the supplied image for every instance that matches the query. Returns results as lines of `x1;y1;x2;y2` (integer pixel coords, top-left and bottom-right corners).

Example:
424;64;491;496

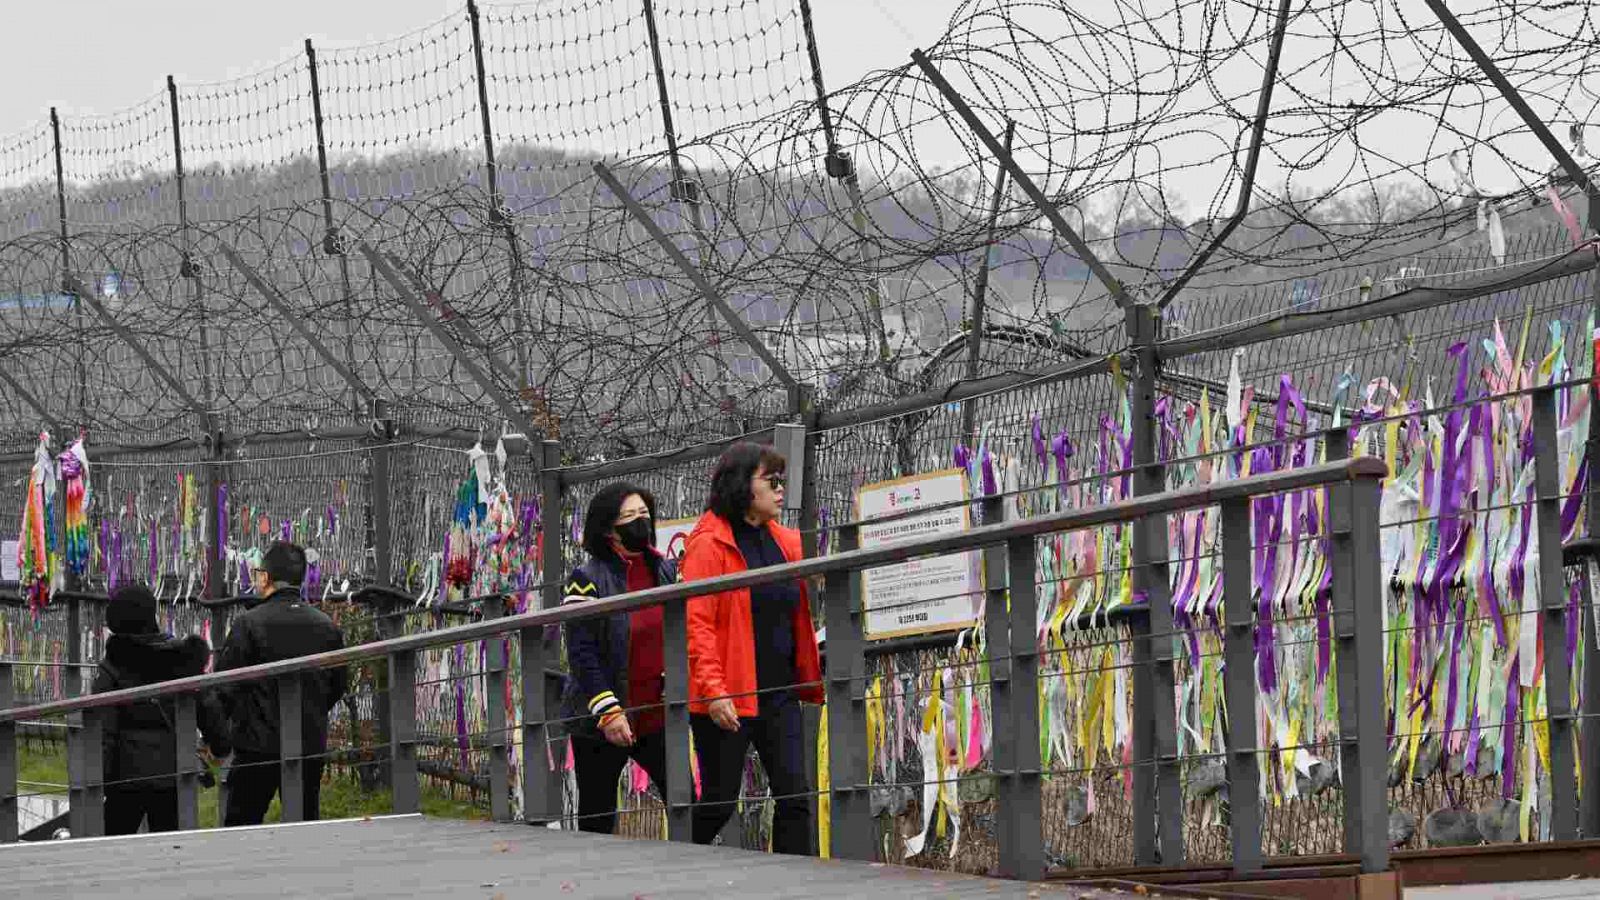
1;0;958;126
1;0;1588;230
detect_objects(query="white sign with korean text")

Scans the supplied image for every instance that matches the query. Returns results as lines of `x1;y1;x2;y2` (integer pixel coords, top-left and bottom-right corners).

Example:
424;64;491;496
855;469;980;640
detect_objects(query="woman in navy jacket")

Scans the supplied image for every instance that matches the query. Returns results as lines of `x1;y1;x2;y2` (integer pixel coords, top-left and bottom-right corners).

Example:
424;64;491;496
560;482;678;834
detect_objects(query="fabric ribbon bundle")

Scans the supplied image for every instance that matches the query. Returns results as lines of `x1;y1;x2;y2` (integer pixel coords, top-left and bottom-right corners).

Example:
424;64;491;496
17;432;58;611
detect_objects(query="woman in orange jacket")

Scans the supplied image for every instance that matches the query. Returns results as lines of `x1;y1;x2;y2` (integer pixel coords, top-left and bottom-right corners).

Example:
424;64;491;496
681;441;822;854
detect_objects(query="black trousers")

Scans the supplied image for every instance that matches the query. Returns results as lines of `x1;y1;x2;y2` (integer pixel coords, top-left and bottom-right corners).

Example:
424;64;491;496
690;695;812;855
104;783;179;835
223;749;326;827
571;729;669;835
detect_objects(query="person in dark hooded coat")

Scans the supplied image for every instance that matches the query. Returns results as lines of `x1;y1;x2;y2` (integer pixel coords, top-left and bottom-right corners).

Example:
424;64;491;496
95;583;231;835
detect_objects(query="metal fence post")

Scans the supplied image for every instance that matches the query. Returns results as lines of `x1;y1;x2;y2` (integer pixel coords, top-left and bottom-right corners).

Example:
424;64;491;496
981;492;1015;864
1220;497;1261;875
0;661;16;843
824;523;871;859
1002;534;1044;880
1533;386;1578;839
484;600;511;821
278;675;305;822
1128;301;1183;865
69;708;105;838
520;624;552;824
539;440;564;614
662;595;693;842
1335;466;1391;873
466;0;531;392
50;107;89;423
1577;540;1600;838
66;594;83;699
174;693;200;830
389;650;419;815
205;427;225;600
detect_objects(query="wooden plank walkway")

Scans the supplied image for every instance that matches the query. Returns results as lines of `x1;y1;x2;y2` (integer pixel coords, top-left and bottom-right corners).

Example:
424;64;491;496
1;815;1141;899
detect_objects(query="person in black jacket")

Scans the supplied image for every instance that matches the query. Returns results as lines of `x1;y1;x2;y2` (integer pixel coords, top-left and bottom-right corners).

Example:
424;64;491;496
217;541;347;826
561;482;678;834
96;583;231;835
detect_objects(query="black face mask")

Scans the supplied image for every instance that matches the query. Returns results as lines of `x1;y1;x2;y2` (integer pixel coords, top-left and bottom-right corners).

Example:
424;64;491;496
615;517;654;553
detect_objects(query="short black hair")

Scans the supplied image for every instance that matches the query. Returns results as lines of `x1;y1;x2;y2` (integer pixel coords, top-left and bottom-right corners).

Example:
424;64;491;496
583;482;658;560
705;441;786;522
261;541;308;587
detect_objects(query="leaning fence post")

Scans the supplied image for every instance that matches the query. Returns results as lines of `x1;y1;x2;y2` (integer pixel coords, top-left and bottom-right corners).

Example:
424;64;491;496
389;650;419;815
1220;497;1261;875
1532;386;1579;840
174;693;200;830
278;674;305;822
0;661;16;843
484;599;511;822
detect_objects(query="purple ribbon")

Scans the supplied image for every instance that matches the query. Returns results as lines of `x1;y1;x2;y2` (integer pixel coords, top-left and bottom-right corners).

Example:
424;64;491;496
1030;413;1048;470
1051;431;1075;489
1502;662;1520;797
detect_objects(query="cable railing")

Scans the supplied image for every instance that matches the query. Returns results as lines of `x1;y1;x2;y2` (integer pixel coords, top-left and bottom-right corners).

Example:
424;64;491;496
1;457;1390;884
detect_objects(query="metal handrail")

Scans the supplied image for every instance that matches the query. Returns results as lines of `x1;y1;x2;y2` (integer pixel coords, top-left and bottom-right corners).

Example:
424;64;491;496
0;456;1385;723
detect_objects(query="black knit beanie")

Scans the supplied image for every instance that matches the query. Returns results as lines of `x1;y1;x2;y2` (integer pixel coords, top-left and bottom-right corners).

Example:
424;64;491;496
106;584;160;635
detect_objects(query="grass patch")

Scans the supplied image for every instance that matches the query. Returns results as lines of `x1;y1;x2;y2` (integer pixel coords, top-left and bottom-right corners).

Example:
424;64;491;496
17;742;487;828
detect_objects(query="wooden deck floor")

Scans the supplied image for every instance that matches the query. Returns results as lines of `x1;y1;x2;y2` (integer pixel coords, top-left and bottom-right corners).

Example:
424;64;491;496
2;815;1140;898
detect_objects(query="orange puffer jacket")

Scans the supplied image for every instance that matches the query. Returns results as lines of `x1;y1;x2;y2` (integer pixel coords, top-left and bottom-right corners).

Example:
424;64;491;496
681;511;824;717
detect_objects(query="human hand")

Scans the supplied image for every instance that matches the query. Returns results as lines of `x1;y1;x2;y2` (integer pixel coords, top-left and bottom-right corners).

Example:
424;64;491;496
708;698;740;732
600;713;635;747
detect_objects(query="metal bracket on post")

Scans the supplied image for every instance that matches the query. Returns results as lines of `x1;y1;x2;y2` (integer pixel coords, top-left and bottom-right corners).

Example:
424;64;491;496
910;49;1130;310
591;162;800;395
358;243;542;442
1157;0;1290;309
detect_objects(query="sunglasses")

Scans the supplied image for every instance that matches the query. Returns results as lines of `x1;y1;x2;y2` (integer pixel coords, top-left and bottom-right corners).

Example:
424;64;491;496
761;474;787;490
